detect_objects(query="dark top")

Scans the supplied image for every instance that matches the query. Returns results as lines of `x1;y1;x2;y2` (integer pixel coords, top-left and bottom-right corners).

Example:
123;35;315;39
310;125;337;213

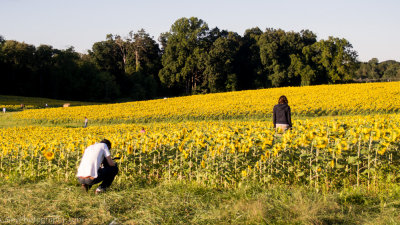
273;103;292;128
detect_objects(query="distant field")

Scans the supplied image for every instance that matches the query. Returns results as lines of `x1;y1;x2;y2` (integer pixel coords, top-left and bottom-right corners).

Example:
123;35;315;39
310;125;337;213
12;81;400;124
0;95;98;111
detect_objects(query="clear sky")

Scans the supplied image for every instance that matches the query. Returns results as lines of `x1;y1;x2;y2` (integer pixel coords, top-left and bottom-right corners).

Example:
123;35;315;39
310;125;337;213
1;0;399;62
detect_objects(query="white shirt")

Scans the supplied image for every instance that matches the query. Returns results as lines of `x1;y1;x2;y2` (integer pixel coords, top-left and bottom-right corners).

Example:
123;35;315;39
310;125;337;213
76;143;111;178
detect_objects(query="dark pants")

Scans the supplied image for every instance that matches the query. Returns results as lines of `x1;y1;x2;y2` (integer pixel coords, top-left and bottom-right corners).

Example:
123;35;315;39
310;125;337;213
78;165;118;189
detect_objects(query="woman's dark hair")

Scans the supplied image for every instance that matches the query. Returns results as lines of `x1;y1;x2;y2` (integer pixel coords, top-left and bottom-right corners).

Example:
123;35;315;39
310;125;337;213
100;139;112;150
278;95;288;104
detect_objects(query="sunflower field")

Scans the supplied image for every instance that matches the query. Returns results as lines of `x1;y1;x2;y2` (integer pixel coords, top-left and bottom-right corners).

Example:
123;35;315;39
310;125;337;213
1;82;400;192
13;81;400;124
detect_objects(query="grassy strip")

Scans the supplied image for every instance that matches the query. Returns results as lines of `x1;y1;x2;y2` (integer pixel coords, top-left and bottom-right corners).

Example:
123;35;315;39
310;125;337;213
0;181;399;224
0;95;99;109
0;112;32;128
11;110;399;126
2;111;398;129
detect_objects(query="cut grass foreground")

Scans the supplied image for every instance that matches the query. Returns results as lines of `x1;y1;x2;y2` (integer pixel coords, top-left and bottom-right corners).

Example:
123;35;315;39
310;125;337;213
0;181;399;224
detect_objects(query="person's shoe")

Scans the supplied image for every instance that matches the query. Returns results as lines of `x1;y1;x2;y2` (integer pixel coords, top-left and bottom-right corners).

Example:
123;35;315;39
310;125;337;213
81;184;90;192
95;187;106;194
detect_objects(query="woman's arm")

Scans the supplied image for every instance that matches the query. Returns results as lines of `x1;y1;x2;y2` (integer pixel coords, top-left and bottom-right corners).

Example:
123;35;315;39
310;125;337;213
273;106;276;128
287;106;292;128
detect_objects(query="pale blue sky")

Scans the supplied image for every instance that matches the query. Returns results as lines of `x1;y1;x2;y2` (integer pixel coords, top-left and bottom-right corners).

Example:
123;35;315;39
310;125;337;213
1;0;399;62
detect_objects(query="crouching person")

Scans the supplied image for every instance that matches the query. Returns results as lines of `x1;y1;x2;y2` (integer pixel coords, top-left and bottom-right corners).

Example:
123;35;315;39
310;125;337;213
77;139;118;194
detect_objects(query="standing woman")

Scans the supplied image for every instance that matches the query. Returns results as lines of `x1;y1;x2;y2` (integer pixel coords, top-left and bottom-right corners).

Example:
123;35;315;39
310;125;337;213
273;95;292;132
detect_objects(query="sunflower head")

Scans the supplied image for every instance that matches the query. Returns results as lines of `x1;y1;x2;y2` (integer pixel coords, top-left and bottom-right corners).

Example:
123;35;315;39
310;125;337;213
44;151;55;161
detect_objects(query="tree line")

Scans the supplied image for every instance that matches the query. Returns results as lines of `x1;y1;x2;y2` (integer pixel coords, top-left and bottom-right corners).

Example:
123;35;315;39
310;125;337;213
1;17;399;102
355;58;400;81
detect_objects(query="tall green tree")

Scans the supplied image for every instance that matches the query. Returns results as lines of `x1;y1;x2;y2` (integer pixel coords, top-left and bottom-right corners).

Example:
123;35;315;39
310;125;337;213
0;40;36;95
89;34;124;81
258;29;317;87
130;30;161;78
355;58;379;80
90;31;161;100
34;45;55;97
204;32;241;92
49;47;81;99
367;58;380;79
288;54;317;86
51;47;120;101
382;63;400;79
239;27;263;89
158;32;170;54
159;17;209;95
76;57;120;101
0;36;5;92
312;37;358;83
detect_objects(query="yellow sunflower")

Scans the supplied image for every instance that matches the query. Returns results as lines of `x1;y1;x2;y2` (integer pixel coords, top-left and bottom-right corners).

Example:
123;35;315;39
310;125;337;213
43;151;55;161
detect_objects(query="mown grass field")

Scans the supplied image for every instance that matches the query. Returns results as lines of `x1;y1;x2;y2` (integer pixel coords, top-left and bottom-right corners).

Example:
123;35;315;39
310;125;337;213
1;181;399;224
1;82;400;224
0;95;98;111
